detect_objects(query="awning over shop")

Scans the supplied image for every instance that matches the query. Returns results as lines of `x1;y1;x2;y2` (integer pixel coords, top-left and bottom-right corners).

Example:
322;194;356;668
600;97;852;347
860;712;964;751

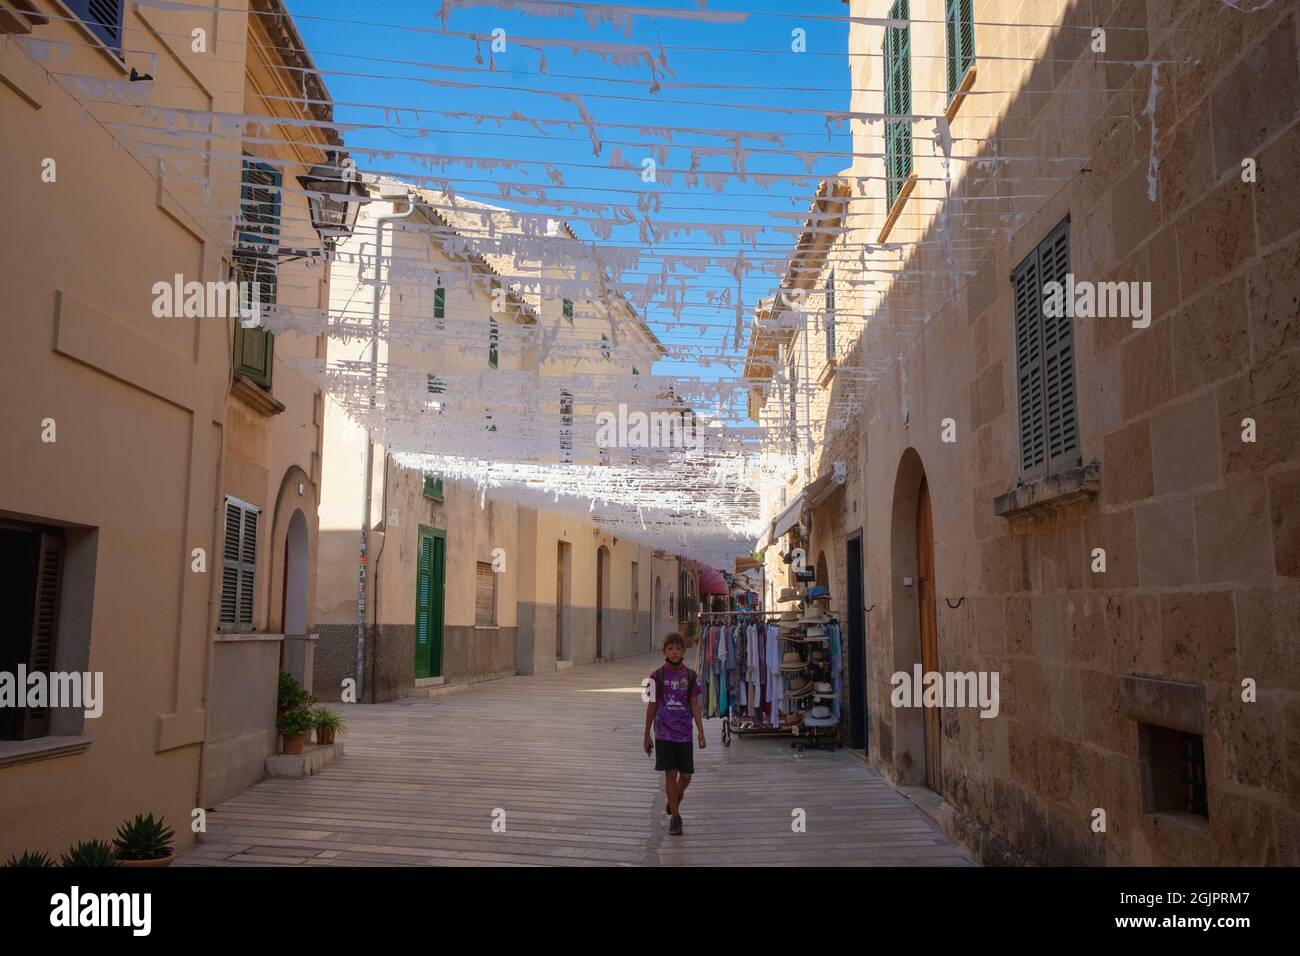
804;460;847;512
757;460;846;551
762;492;804;549
698;565;729;595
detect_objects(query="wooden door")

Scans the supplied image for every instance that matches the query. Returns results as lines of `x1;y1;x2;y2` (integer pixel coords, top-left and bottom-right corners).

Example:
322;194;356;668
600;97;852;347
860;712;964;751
555;542;565;659
917;478;941;793
596;548;605;659
415;527;445;679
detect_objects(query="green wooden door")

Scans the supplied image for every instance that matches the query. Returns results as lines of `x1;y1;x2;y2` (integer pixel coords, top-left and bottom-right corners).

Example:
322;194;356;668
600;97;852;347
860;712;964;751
415;526;446;679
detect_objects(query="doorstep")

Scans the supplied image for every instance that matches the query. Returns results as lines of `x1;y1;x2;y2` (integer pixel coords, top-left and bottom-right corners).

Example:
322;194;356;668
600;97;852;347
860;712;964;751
555;659;574;671
413;676;446;688
265;741;344;779
401;682;471;700
896;784;959;834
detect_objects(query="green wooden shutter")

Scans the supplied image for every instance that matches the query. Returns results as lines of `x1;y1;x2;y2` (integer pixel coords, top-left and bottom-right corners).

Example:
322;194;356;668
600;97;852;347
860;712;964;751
415;528;445;679
563;298;574;323
489;317;499;368
434;285;445;323
233;158;280;390
220;498;258;631
1039;220;1079;474
601;333;611;361
825;270;836;361
960;0;975;78
947;0;975;95
884;0;912;211
1012;251;1047;480
423;473;444;500
234;321;274;389
427;374;444;394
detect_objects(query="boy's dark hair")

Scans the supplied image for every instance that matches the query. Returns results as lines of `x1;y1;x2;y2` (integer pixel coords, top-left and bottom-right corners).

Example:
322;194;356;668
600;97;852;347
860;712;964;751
662;632;685;650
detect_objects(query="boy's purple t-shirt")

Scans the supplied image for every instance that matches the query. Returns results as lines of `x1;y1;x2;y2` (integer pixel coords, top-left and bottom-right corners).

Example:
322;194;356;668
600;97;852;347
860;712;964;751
653;664;702;743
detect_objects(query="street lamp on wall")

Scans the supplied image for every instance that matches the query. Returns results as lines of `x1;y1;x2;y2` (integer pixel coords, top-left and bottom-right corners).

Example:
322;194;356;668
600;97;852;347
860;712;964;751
297;150;368;248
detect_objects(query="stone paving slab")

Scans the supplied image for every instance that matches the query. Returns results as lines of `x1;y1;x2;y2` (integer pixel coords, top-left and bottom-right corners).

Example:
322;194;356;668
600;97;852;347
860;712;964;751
178;654;971;867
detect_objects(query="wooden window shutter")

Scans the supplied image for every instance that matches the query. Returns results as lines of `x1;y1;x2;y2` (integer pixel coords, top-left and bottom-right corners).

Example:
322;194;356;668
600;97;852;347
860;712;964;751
67;0;124;53
563;298;574;323
1012;218;1077;482
945;0;959;93
220;498;258;631
423;473;444;500
825;270;836;361
12;532;64;739
434;285;445;322
488;317;499;368
601;333;612;361
560;390;574;462
475;562;496;626
234;321;274;389
1039;220;1079;474
947;0;975;95
884;0;912;210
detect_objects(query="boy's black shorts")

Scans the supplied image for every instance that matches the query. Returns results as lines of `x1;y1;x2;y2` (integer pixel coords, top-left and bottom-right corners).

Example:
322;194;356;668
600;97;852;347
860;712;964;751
654;738;694;774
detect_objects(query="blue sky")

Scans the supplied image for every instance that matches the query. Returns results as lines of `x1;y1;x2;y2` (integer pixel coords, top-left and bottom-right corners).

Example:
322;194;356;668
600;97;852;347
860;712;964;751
286;1;851;417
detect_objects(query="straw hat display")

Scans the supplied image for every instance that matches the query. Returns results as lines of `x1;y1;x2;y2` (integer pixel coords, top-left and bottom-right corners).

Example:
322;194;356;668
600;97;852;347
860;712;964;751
809;704;833;720
804;624;828;641
786;675;813;698
798;605;831;626
778;587;800;604
813;681;835;698
779;651;805;671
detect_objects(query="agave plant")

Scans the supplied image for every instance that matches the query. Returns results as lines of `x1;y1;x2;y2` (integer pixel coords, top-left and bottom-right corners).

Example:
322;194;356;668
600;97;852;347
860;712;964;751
60;839;120;867
4;849;55;867
112;814;175;862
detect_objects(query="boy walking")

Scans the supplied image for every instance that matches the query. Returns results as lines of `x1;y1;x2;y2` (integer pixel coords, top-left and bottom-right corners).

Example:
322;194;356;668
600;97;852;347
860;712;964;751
644;632;705;835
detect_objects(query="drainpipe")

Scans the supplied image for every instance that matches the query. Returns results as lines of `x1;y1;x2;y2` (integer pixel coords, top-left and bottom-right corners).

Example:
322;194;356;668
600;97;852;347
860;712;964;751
371;453;390;704
355;193;415;701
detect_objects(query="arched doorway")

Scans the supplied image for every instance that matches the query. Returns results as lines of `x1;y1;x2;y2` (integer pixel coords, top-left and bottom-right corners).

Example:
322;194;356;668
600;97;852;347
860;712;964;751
596;545;610;660
889;448;942;794
652;576;662;651
279;508;310;680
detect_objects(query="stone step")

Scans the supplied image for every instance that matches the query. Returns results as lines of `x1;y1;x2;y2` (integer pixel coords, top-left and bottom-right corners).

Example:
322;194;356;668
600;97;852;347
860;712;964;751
265;741;344;779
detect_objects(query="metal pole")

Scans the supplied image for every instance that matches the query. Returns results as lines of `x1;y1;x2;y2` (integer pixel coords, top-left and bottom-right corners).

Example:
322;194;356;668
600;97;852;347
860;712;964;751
356;193;414;700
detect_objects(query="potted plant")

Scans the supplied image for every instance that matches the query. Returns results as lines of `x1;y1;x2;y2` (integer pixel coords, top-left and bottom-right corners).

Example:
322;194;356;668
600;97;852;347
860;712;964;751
277;705;314;754
4;850;55;867
112;814;176;867
277;671;313;718
312;706;345;746
59;839;120;867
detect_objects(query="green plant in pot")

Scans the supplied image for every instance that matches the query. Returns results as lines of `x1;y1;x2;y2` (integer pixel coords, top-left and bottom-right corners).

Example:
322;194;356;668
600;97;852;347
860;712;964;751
277;671;314;717
113;814;176;867
4;850;56;867
312;706;346;746
59;839;120;867
277;705;314;755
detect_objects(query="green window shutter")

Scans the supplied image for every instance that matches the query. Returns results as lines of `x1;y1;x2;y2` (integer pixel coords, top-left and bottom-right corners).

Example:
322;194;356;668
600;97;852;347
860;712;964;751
423;473;444;500
946;0;975;96
632;366;639;375
427;373;444;394
233;322;274;390
884;0;912;211
489;317;499;368
434;285;445;323
563;298;574;323
825;270;836;361
67;0;124;54
601;333;611;361
220;497;258;631
1012;218;1076;482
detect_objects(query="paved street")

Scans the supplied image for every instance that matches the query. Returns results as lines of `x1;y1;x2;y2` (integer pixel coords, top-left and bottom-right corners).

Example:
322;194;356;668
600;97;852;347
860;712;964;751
178;655;969;867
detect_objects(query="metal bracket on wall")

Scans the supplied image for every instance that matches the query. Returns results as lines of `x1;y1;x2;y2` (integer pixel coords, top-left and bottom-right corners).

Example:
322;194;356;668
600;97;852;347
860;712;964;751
864;604;876;613
944;597;965;609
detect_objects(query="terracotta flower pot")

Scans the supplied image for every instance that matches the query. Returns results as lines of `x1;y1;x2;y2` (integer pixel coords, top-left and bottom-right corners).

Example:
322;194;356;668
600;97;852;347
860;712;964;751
119;853;174;868
317;728;335;746
281;732;306;755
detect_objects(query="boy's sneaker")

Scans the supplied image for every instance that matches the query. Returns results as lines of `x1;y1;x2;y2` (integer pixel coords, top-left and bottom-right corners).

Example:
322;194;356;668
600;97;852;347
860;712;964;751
669;815;683;836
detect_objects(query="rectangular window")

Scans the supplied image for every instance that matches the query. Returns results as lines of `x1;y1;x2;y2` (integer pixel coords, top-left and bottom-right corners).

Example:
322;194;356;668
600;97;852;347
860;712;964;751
825;269;837;361
1012;217;1077;482
475;562;497;626
631;562;640;630
1139;724;1209;819
233;157;281;390
434;285;445;326
884;0;913;211
601;333;612;362
423;474;444;500
0;523;64;741
559;390;574;464
632;367;640;375
67;0;124;54
219;497;259;632
488;317;499;368
945;0;975;97
563;298;574;323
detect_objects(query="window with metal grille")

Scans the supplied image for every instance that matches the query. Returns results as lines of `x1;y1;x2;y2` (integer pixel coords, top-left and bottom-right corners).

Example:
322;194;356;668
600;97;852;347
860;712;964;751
488;317;499;368
945;0;975;97
475;562;497;626
0;522;64;741
825;269;837;361
67;0;124;54
1012;217;1078;482
883;0;912;211
563;298;574;323
423;474;444;500
220;497;259;631
559;390;574;463
1140;724;1209;819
